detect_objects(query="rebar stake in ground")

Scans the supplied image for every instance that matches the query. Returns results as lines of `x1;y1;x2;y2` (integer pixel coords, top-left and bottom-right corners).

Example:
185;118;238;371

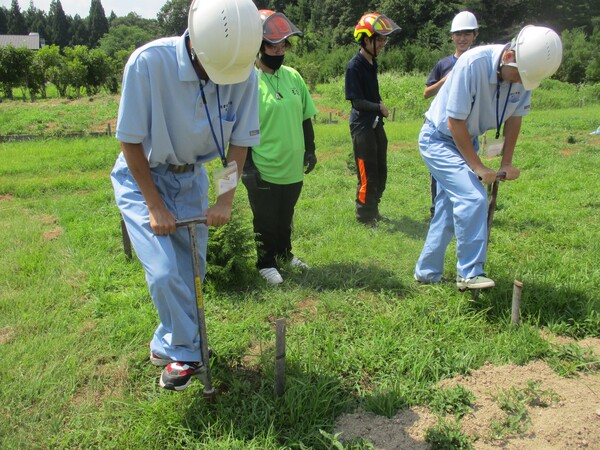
512;280;523;326
275;318;286;397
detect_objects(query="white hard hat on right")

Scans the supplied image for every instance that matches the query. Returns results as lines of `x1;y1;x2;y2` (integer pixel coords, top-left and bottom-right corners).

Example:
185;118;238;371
188;0;262;85
509;25;563;90
450;11;478;32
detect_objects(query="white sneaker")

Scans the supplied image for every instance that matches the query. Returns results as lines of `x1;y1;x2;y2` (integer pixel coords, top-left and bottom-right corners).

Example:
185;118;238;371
456;274;495;290
290;256;310;270
259;267;283;285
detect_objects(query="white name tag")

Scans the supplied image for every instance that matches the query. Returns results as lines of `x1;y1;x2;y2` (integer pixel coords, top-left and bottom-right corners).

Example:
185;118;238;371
213;161;238;196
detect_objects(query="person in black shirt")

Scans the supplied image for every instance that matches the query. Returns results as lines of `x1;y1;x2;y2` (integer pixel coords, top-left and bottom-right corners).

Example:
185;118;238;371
345;12;401;226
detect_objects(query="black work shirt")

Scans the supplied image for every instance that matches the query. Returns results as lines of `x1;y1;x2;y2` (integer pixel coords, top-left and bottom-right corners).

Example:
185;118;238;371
345;51;381;135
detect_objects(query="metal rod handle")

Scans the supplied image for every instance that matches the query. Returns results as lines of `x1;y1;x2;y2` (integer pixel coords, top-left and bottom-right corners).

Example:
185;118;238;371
182;218;214;398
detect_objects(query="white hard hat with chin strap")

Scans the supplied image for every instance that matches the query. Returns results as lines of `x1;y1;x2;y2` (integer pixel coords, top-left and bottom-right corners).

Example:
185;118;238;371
188;0;263;85
507;25;562;90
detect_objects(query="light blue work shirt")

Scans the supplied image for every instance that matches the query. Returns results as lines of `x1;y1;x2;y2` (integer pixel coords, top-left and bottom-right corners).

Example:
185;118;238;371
116;31;260;167
425;45;531;139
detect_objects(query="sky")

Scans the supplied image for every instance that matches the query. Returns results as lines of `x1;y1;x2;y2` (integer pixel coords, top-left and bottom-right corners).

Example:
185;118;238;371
0;0;167;19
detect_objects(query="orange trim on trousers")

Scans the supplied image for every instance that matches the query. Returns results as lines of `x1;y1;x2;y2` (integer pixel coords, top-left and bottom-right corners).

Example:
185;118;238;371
357;158;368;204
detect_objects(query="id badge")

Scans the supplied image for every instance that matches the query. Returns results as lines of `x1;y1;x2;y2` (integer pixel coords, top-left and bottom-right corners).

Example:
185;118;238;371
484;137;504;157
213;161;238;196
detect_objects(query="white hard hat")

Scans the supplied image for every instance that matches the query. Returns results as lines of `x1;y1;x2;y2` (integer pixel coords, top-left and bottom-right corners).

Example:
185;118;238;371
188;0;262;85
508;25;563;90
450;11;478;32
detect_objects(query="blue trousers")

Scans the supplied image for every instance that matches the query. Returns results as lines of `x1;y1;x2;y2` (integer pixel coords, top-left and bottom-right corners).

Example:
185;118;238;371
414;122;488;282
111;154;209;363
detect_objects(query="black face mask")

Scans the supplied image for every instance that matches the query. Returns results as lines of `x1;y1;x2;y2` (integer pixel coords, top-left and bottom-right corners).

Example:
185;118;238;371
260;53;285;71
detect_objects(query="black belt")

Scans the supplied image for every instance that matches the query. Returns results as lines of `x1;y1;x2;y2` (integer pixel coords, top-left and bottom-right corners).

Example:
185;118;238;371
167;163;194;173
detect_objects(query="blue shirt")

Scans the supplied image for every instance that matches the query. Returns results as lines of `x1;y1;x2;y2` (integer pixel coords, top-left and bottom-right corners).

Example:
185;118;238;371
116;32;260;167
425;54;457;86
425;45;531;139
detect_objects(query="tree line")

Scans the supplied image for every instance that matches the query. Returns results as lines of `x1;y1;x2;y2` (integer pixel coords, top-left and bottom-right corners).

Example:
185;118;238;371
0;0;598;100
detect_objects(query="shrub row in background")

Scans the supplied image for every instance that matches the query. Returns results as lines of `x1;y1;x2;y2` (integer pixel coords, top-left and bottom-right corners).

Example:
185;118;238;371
314;75;600;121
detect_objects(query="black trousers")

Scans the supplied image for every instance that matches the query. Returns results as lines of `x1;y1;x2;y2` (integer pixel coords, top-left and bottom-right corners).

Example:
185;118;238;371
243;178;303;269
352;124;388;222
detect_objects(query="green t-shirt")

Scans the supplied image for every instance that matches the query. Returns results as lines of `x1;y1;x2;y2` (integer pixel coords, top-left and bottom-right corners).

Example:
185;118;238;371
252;65;317;184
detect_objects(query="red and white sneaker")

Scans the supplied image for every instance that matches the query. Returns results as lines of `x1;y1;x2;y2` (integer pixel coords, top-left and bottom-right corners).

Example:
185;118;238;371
149;351;172;367
159;361;203;391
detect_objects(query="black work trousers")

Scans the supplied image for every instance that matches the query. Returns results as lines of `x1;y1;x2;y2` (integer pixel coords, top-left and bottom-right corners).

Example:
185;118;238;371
244;178;303;269
352;124;388;222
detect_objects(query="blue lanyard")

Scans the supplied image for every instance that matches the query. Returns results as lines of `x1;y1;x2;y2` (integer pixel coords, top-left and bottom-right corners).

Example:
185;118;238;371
495;82;512;139
200;82;227;168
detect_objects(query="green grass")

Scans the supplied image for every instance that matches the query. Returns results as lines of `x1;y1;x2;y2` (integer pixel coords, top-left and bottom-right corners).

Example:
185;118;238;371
0;95;118;136
490;380;560;439
0;92;599;448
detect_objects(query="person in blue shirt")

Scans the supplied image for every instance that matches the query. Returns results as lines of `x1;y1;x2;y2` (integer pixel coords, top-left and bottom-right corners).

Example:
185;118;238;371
424;11;479;218
424;11;479;100
110;0;262;391
345;12;401;226
414;25;562;291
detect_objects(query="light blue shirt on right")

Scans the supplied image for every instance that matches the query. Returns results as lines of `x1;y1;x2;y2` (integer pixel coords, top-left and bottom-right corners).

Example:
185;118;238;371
425;44;532;139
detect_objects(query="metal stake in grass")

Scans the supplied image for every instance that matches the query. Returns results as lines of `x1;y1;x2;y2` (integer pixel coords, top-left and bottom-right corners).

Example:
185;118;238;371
486;171;506;243
511;280;523;326
176;216;215;400
275;318;286;397
120;216;132;259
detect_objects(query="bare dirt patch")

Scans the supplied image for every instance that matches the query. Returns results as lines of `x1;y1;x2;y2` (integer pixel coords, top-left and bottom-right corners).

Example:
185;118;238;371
335;338;600;449
43;227;64;241
0;326;15;345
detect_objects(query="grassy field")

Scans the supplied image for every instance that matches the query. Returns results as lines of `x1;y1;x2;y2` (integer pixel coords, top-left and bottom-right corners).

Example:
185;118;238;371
0;87;599;448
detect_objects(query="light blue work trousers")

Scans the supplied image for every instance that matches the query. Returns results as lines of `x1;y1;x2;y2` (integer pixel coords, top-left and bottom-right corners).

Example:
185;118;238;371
414;121;488;282
111;154;208;363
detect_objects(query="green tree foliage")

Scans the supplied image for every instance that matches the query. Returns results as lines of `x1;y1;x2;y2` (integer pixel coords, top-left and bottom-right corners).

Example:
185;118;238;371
0;0;599;97
88;0;109;48
47;0;70;47
556;24;600;84
98;24;154;57
26;52;45;100
34;44;63;97
0;45;30;98
69;15;88;46
110;12;161;38
157;0;189;36
62;46;87;96
7;0;27;34
0;7;7;34
557;28;592;84
84;48;111;95
24;3;48;36
586;22;600;83
378;0;459;45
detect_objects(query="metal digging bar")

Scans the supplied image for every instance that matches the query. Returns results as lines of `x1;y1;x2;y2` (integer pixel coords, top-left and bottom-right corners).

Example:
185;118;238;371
464;171;507;296
486;171;506;244
176;215;215;400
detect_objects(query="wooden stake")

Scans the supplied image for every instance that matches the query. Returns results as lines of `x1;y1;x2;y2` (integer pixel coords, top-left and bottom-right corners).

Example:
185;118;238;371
511;280;523;326
275;318;286;397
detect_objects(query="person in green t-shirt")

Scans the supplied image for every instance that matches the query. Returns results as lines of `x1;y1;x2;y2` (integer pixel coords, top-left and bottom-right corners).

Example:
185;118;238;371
242;10;318;285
